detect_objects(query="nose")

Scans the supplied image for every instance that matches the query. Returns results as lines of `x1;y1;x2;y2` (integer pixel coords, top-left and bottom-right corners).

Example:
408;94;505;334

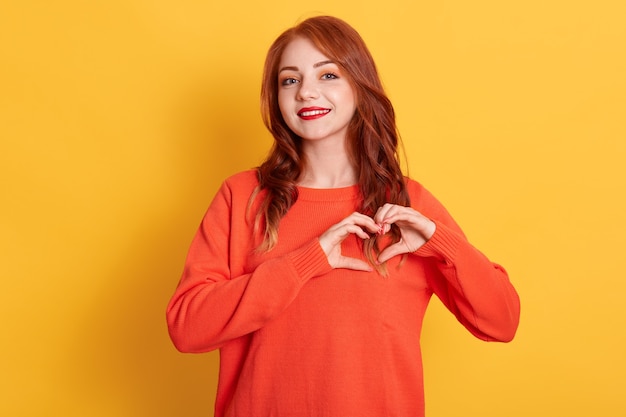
296;77;319;101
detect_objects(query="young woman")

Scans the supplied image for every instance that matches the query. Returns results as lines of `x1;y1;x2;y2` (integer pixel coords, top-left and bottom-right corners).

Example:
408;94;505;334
167;15;520;417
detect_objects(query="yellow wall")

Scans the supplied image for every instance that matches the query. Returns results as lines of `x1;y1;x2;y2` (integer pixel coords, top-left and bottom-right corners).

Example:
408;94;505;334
1;1;624;416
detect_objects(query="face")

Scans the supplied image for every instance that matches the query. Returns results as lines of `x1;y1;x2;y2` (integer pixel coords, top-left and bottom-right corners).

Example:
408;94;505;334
277;37;357;145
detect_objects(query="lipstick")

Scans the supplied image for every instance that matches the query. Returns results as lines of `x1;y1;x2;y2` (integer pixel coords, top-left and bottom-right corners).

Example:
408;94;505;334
297;107;331;120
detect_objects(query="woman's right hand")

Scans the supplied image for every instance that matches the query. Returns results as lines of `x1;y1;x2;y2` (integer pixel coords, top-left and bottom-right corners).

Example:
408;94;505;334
318;212;381;271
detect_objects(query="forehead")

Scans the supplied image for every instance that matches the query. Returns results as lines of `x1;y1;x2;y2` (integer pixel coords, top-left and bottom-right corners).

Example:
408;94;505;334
279;37;332;68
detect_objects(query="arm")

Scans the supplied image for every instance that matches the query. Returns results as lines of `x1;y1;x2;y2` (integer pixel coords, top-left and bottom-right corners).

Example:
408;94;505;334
375;183;520;342
166;180;332;353
415;220;520;342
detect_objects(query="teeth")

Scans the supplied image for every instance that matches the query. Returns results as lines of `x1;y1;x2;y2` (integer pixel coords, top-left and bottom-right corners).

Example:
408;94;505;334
300;109;329;117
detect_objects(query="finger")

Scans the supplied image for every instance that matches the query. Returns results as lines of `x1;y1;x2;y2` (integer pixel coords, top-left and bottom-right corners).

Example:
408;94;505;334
321;223;376;254
374;203;395;225
379;223;392;235
376;204;415;234
377;242;408;264
342;224;372;240
336;256;373;272
382;210;435;240
379;206;418;223
373;205;395;235
347;212;382;234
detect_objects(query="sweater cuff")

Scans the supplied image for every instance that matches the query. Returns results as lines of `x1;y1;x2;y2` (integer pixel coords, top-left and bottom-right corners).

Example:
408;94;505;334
413;220;461;262
287;239;333;283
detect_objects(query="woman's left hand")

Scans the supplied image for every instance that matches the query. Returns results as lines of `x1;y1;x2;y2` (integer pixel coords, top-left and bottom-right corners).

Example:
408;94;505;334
374;203;437;264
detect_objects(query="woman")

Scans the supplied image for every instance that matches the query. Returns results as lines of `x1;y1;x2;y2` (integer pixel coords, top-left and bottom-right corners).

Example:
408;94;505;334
167;15;520;417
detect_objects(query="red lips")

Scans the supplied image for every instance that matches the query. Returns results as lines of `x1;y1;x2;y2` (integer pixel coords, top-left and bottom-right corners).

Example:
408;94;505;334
297;107;331;120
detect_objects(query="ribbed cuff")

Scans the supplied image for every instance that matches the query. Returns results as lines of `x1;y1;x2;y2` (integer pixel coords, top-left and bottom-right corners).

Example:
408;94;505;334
287;239;333;283
413;220;461;262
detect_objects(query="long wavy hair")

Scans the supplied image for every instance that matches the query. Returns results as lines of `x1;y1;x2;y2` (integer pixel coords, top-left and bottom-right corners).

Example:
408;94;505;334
254;15;410;268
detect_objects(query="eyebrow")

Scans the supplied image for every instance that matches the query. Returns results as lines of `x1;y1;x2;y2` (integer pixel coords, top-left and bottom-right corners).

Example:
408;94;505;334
278;60;336;73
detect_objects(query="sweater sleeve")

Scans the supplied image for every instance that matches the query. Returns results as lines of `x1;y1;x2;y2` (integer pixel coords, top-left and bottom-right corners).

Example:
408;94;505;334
411;183;521;342
166;178;332;353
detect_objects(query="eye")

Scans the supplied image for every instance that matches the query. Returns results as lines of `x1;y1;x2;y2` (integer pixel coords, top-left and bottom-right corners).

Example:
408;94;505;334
280;77;299;86
321;72;338;80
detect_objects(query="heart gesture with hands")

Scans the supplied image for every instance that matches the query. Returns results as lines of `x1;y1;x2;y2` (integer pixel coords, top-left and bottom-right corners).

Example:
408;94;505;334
373;203;436;264
318;212;381;271
318;204;436;271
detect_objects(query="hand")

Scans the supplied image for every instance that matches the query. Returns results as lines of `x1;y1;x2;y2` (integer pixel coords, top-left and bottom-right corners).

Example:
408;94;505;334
318;212;381;271
374;204;436;264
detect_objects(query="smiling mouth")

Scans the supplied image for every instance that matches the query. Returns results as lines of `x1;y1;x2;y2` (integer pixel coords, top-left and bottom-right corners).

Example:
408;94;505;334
298;108;331;119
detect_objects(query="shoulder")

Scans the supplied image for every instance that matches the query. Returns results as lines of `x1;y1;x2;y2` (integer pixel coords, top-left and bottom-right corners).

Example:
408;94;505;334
404;176;434;205
224;169;259;188
206;169;260;210
404;177;453;223
220;169;260;196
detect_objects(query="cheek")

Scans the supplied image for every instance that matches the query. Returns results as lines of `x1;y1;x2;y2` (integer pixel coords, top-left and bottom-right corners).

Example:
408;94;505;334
277;92;291;118
332;86;356;112
347;88;357;111
277;92;299;132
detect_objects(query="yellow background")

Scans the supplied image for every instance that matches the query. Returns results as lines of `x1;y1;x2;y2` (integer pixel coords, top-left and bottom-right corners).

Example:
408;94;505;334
1;0;624;416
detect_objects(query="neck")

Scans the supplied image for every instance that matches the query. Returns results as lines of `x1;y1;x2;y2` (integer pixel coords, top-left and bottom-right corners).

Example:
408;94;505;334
298;139;357;188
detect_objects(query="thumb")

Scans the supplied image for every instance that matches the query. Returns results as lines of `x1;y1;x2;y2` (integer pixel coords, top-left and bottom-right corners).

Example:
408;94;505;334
337;256;374;272
377;242;406;264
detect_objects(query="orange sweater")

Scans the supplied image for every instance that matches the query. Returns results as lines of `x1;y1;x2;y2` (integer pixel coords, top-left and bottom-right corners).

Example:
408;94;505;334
167;170;520;417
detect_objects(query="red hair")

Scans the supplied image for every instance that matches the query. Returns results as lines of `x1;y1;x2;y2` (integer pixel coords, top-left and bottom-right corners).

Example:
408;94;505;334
255;16;410;267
